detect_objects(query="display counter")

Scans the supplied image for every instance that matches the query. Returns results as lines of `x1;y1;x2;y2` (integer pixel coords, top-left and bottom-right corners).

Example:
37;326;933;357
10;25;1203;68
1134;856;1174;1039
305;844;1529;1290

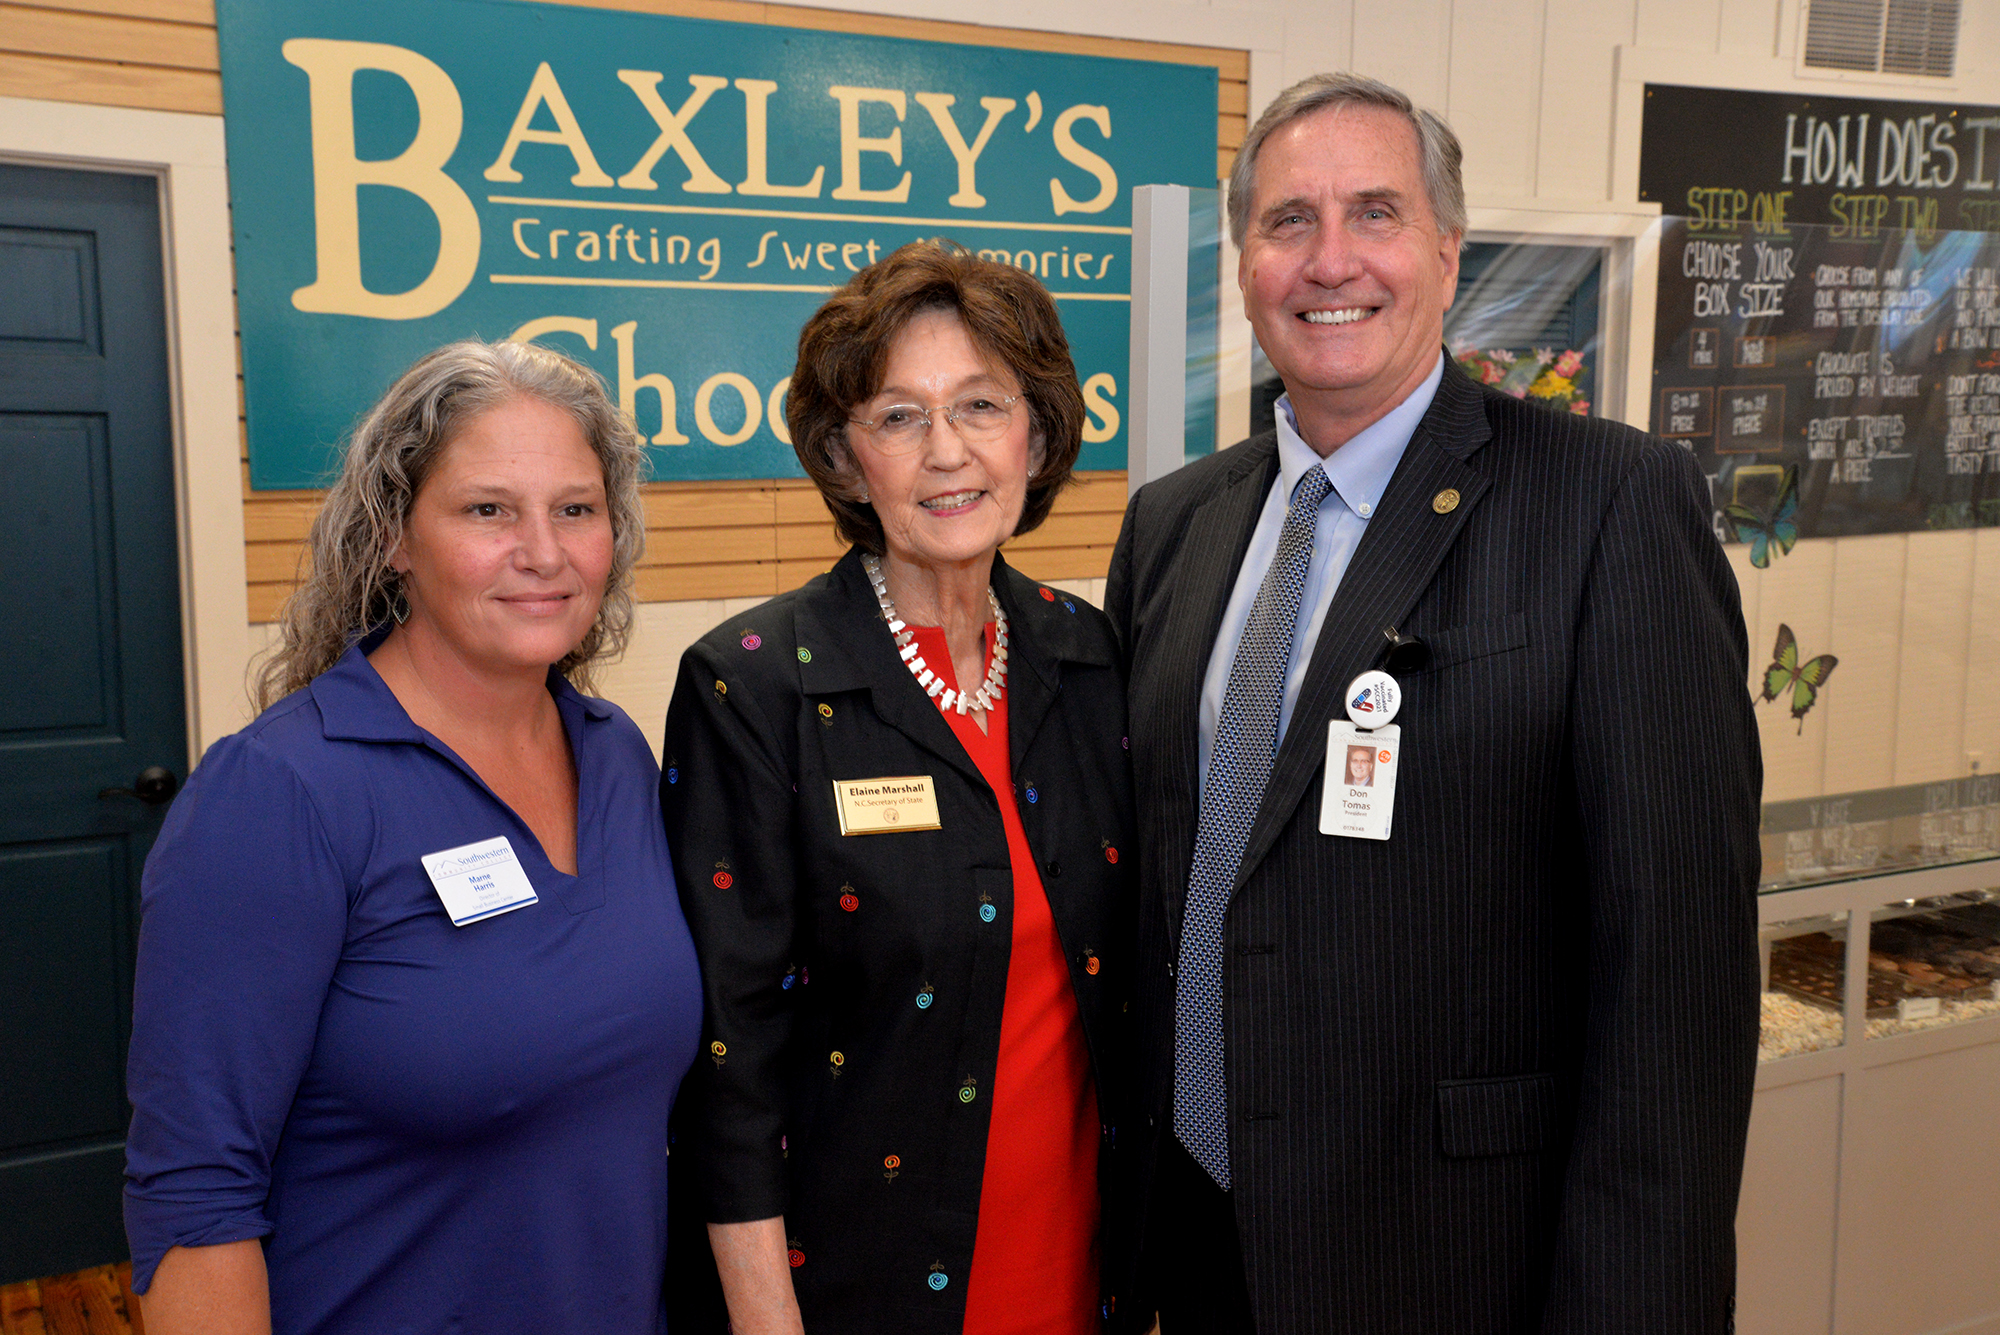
1740;843;2000;1335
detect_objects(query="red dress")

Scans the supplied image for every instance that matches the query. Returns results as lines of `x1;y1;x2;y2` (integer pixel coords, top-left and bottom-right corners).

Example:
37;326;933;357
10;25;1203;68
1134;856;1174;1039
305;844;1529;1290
909;623;1101;1335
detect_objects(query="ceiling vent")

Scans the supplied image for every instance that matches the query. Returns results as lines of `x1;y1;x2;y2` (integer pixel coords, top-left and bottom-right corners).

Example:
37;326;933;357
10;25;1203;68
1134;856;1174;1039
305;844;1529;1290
1803;0;1958;77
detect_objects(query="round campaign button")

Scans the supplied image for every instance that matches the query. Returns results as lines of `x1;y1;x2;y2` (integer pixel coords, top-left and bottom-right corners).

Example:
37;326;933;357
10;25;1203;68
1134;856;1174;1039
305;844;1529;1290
1344;670;1401;729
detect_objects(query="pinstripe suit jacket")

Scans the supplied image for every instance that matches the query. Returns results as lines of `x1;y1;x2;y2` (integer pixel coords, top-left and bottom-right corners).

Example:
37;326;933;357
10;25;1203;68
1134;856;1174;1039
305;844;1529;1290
1103;358;1763;1334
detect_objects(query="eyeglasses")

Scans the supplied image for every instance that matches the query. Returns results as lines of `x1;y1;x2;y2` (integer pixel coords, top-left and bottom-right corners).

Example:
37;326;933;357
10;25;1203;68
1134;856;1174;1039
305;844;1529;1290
847;393;1021;455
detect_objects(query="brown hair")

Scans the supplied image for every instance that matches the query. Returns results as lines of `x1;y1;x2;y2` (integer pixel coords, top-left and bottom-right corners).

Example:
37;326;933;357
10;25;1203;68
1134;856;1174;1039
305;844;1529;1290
253;339;646;710
787;242;1084;555
1228;72;1465;249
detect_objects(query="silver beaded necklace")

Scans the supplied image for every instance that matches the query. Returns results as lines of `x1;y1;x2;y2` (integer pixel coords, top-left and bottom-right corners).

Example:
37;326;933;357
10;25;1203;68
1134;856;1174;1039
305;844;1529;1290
862;552;1008;715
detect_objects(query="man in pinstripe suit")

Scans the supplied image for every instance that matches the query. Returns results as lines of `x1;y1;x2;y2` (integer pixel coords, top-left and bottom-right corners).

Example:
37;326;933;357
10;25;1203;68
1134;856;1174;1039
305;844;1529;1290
1105;73;1762;1334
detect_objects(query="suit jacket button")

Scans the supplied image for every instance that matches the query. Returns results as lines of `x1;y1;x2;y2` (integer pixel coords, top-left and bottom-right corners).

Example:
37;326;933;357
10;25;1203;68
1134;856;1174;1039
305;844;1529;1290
1045;859;1061;877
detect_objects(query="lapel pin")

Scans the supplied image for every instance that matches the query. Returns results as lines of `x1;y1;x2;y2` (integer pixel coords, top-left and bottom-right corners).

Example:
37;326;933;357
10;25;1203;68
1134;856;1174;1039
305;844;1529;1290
1432;488;1461;514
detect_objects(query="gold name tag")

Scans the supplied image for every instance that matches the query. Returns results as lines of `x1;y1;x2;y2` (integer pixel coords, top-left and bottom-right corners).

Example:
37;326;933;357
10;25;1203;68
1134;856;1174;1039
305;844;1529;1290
832;775;943;836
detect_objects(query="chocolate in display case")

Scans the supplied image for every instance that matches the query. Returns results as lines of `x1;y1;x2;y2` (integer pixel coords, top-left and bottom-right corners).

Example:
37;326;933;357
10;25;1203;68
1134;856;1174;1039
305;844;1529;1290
1863;890;2000;1037
1757;887;2000;1064
1759;911;1847;1062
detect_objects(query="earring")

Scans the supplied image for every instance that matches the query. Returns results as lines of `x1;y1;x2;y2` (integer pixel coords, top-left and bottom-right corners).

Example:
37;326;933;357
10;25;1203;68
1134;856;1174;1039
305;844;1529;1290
388;580;410;626
859;490;870;503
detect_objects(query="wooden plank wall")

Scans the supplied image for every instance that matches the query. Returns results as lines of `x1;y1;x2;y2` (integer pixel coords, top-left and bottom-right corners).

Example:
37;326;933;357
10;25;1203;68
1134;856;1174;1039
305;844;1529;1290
0;0;1246;622
242;467;1138;617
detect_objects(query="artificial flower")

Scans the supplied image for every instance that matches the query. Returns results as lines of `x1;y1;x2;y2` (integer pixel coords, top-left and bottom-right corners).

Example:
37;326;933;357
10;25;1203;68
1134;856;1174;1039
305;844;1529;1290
1529;370;1575;399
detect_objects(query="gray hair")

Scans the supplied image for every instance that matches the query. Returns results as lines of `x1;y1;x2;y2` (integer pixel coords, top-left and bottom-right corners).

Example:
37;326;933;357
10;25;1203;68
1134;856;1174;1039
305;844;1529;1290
254;339;647;710
1227;72;1466;249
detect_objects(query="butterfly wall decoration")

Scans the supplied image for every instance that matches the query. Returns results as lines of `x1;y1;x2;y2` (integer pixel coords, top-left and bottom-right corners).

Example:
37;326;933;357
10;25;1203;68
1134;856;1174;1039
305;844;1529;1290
1724;466;1800;569
1759;623;1837;734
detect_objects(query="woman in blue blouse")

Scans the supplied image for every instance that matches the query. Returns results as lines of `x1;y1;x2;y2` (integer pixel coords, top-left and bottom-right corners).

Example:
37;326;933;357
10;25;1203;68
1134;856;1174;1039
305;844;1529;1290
123;340;702;1335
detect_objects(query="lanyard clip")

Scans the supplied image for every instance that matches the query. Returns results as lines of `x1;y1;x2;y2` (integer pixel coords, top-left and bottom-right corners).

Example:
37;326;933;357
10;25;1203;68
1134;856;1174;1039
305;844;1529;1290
1380;625;1429;674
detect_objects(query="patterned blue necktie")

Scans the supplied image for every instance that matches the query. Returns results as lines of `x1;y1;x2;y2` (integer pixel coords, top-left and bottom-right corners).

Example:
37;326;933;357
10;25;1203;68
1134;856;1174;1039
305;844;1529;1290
1175;464;1332;1189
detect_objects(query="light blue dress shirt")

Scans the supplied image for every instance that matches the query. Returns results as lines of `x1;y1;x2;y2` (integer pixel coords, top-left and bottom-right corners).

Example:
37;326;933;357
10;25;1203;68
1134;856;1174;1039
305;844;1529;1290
1198;352;1445;789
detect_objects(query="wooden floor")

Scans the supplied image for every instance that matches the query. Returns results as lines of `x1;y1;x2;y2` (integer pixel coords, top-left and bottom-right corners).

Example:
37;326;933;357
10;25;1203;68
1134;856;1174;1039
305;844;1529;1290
0;1265;142;1335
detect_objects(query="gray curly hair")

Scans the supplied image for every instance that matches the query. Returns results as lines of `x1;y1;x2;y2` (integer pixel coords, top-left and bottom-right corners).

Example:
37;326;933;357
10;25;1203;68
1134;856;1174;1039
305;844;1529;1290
1226;72;1466;249
254;339;647;710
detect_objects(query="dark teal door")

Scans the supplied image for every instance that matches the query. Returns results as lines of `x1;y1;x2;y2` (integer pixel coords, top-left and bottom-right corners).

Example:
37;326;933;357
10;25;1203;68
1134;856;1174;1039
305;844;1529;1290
0;162;186;1283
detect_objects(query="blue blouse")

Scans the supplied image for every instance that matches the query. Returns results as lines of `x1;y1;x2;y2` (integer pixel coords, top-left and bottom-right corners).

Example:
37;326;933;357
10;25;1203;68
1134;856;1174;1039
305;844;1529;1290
124;642;702;1335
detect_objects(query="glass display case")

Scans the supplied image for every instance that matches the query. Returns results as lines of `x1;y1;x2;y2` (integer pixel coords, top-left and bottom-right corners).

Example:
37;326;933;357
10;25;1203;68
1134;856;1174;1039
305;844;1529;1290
1760;780;2000;891
1864;890;2000;1036
1759;909;1849;1061
1757;887;2000;1061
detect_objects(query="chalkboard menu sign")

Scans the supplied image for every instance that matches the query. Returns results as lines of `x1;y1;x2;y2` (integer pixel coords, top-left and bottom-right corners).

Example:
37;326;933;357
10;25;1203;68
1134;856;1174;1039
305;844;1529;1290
1640;84;2000;539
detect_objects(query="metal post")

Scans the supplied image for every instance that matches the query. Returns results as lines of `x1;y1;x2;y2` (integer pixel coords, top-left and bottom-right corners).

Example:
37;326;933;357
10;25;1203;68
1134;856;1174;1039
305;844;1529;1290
1128;184;1189;495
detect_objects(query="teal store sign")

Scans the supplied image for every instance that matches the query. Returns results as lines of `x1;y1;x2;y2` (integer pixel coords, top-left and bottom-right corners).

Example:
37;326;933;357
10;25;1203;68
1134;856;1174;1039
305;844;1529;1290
215;0;1217;488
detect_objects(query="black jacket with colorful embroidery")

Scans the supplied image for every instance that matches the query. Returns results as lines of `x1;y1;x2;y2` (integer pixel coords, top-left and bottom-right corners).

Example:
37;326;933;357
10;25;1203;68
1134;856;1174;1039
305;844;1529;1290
661;546;1140;1334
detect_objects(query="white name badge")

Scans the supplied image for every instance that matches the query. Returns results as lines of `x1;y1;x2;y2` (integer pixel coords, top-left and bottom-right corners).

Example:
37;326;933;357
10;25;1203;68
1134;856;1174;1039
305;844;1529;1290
422;835;540;926
1320;722;1401;841
833;775;943;836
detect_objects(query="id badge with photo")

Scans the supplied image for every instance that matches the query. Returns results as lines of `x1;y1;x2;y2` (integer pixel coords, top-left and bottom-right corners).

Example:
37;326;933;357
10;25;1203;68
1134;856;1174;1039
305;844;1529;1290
1319;721;1400;841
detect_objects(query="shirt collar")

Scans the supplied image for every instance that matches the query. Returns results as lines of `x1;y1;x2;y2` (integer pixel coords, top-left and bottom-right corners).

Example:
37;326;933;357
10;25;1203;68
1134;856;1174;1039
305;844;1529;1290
1274;349;1445;519
312;629;613;744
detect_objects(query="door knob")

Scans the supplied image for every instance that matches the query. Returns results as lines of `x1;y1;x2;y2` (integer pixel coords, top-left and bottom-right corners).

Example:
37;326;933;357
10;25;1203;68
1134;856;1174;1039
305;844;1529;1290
99;765;179;806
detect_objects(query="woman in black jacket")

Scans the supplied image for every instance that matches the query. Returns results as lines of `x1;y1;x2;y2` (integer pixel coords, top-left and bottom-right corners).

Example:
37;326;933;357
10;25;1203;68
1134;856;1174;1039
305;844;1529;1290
661;243;1136;1335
